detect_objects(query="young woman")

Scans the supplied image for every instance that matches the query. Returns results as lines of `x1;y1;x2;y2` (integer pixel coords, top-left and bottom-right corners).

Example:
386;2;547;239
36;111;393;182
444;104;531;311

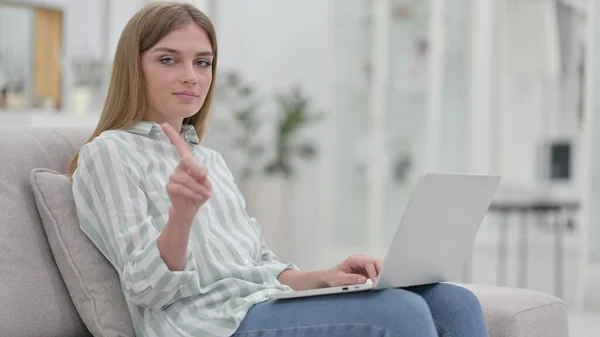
70;2;490;337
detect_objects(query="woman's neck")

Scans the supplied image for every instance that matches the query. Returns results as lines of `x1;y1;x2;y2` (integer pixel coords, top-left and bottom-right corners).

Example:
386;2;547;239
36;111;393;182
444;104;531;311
142;115;184;133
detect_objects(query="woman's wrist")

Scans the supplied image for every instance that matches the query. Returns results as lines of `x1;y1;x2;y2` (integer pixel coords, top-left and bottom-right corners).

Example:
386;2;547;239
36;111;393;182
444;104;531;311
318;269;330;287
158;208;194;271
168;207;195;226
277;269;329;290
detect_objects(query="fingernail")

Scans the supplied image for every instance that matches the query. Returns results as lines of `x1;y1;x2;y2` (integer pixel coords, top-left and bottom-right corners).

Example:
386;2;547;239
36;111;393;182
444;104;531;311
358;276;366;283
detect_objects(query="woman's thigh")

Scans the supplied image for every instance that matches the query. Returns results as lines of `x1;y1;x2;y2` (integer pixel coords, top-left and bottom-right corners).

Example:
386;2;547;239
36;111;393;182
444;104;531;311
233;289;438;337
407;283;489;337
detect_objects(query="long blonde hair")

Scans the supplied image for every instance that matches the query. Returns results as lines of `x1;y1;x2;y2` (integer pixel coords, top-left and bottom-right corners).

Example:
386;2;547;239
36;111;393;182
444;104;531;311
67;2;218;175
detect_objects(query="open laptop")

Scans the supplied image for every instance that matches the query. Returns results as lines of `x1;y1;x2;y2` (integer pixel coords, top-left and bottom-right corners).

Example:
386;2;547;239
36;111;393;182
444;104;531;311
267;173;501;300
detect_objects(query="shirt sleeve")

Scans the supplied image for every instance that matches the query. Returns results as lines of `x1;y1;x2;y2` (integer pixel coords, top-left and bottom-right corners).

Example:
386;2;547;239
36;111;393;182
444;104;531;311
72;137;200;310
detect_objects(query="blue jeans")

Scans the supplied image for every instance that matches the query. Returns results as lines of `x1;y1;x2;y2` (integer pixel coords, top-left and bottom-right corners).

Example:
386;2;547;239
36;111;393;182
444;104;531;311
233;283;489;337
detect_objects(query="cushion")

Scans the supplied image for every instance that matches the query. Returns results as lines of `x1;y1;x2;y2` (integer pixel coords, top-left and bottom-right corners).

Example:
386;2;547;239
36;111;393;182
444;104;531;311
458;283;569;337
0;126;92;337
30;168;135;337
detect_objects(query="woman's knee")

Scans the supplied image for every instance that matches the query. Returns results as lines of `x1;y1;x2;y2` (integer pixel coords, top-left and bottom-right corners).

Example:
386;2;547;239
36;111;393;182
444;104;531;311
450;284;483;308
374;288;432;318
427;283;483;311
411;283;486;321
409;284;489;337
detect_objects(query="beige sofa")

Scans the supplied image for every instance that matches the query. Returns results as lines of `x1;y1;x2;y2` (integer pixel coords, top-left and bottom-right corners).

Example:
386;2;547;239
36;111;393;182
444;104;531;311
0;126;570;337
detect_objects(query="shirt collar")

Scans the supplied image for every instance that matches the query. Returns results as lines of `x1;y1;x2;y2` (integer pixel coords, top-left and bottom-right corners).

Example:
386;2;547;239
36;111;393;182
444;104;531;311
125;121;200;145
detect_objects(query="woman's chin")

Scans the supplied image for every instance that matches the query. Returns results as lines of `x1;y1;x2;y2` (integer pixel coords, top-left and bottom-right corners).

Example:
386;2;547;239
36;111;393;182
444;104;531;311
174;109;200;119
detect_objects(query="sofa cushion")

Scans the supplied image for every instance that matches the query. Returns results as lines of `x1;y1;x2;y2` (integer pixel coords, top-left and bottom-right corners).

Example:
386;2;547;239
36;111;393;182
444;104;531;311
459;284;569;337
0;126;93;337
30;168;135;337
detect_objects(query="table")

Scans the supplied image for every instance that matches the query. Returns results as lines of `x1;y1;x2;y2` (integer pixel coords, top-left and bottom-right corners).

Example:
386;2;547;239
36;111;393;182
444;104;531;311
487;199;579;299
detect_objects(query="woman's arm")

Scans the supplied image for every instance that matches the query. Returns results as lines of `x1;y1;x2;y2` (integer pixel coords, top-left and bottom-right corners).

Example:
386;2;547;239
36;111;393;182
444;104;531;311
157;123;212;272
280;254;381;290
157;210;194;271
72;138;200;310
277;269;327;290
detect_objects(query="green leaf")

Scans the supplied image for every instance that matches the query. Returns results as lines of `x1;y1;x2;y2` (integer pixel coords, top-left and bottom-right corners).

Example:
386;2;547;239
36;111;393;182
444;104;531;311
248;145;265;158
239;85;253;97
226;72;240;87
295;143;317;158
263;161;292;177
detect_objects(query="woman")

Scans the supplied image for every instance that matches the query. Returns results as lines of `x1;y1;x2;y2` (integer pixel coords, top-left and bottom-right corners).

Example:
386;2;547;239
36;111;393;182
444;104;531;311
70;2;489;337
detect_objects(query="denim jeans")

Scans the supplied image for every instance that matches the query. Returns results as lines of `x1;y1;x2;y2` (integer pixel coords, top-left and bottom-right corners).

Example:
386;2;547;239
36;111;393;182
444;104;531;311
232;283;489;337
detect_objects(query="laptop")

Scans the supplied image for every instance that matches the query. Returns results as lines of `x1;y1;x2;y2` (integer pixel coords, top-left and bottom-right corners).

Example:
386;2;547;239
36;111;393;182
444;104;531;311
267;173;501;300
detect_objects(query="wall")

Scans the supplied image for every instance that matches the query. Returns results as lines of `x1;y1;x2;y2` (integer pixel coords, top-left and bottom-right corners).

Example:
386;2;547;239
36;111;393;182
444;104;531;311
467;0;495;175
65;0;103;59
578;0;600;309
107;0;145;58
215;0;328;112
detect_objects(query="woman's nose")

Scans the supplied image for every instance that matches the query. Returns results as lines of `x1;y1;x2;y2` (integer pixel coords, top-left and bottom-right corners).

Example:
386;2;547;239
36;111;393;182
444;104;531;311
181;64;198;84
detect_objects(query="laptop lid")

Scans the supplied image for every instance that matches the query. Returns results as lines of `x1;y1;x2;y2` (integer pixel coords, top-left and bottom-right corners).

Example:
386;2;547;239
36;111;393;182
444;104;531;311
375;173;501;289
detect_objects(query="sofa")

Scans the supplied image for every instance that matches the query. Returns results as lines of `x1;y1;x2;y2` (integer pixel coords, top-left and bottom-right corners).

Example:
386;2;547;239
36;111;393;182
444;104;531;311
0;126;570;337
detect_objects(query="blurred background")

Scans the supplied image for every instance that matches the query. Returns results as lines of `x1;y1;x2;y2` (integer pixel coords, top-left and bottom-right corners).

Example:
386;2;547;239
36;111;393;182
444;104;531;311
0;0;598;335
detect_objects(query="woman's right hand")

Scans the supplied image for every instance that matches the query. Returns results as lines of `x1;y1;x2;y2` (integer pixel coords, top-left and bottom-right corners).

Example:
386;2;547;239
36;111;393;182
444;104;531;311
161;123;212;222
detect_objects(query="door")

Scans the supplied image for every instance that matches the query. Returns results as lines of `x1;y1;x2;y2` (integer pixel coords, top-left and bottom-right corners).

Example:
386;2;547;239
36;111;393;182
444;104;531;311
33;7;63;109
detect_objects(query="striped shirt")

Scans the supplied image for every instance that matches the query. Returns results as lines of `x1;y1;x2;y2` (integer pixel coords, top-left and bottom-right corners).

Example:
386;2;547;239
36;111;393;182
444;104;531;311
72;121;296;337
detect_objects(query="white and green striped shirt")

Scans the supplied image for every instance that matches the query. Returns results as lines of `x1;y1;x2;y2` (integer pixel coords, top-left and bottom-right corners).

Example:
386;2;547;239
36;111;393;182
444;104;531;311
72;121;296;337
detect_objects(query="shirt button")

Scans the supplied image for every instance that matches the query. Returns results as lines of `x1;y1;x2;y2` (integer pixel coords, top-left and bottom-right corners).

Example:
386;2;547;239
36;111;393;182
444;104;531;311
263;282;270;286
242;259;250;265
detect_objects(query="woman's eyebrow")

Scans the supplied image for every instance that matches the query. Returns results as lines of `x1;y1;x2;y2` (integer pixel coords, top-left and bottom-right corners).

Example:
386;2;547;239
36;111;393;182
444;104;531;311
152;47;213;57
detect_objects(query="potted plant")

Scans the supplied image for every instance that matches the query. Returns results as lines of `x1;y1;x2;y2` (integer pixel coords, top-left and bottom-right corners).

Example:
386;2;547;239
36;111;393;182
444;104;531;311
211;71;265;182
243;83;322;258
263;83;321;177
212;76;322;258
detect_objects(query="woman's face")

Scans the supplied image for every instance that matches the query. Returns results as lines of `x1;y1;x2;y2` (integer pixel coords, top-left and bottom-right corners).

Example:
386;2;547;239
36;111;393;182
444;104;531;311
140;22;213;127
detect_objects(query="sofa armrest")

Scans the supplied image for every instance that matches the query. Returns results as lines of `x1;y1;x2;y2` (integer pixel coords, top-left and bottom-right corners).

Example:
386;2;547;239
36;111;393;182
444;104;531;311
456;284;569;337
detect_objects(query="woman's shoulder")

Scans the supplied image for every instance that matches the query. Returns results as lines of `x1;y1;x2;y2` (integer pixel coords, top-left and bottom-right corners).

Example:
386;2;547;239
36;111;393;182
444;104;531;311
194;144;230;166
82;130;136;153
78;130;142;168
194;143;220;157
76;130;146;179
193;145;235;177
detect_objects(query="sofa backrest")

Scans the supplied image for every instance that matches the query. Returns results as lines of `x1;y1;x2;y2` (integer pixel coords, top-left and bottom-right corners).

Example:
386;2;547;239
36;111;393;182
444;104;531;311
0;126;93;337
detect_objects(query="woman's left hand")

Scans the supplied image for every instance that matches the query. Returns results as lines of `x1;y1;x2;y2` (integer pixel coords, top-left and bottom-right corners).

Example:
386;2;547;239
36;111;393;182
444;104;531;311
321;254;383;287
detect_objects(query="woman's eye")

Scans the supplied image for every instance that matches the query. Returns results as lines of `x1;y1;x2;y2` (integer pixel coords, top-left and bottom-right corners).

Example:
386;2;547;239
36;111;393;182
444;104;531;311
160;57;175;65
195;60;212;67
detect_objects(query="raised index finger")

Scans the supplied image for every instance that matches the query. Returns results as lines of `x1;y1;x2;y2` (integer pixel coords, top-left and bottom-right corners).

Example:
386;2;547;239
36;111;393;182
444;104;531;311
161;123;191;158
